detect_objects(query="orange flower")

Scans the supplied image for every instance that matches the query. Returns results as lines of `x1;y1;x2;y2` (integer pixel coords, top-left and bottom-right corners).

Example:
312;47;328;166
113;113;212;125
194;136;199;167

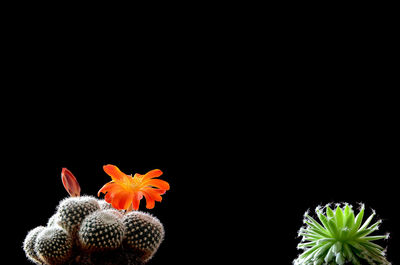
98;164;170;211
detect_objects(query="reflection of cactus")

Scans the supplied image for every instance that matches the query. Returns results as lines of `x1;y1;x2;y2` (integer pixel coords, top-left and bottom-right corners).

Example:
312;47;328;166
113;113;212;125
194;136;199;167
23;198;164;265
294;203;391;265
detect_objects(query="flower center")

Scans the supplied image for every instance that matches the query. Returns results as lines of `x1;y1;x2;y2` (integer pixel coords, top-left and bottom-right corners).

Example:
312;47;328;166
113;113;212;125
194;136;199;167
120;174;145;191
133;175;144;185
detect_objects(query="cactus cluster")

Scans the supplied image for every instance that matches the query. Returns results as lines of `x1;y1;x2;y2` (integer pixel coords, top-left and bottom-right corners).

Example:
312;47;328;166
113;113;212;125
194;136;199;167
23;196;164;265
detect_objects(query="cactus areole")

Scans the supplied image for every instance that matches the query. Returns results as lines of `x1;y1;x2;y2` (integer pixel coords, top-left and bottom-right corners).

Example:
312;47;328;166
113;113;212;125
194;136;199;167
23;165;169;265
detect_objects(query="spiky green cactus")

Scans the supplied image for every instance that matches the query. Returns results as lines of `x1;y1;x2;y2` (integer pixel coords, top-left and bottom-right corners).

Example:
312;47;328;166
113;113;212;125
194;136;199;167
294;203;391;265
34;226;73;264
79;209;125;251
123;211;165;262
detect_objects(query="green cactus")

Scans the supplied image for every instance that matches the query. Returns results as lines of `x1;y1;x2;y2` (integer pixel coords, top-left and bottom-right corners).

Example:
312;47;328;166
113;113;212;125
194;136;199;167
23;226;46;264
123;211;165;262
79;209;125;251
294;203;391;265
34;226;73;265
56;196;100;235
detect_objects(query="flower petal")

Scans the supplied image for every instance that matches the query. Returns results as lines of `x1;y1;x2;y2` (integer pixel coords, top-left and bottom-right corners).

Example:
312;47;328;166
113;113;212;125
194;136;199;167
142;169;163;181
152;189;167;195
103;164;128;182
131;192;141;210
143;179;170;190
98;181;119;196
134;173;143;179
112;191;135;210
104;191;114;202
142;188;164;202
141;190;156;209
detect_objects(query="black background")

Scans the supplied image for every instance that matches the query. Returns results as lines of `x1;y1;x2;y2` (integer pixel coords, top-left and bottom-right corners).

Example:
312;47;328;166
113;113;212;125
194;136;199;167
4;7;399;265
8;98;399;265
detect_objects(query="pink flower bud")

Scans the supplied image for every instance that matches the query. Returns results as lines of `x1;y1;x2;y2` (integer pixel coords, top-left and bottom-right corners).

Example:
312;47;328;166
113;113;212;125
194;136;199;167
61;168;81;197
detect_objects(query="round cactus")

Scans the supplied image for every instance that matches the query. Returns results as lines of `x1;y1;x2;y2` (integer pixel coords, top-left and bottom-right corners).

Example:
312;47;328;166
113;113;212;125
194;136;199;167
56;196;100;235
123;211;164;262
79;209;125;251
34;226;73;265
23;226;46;264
